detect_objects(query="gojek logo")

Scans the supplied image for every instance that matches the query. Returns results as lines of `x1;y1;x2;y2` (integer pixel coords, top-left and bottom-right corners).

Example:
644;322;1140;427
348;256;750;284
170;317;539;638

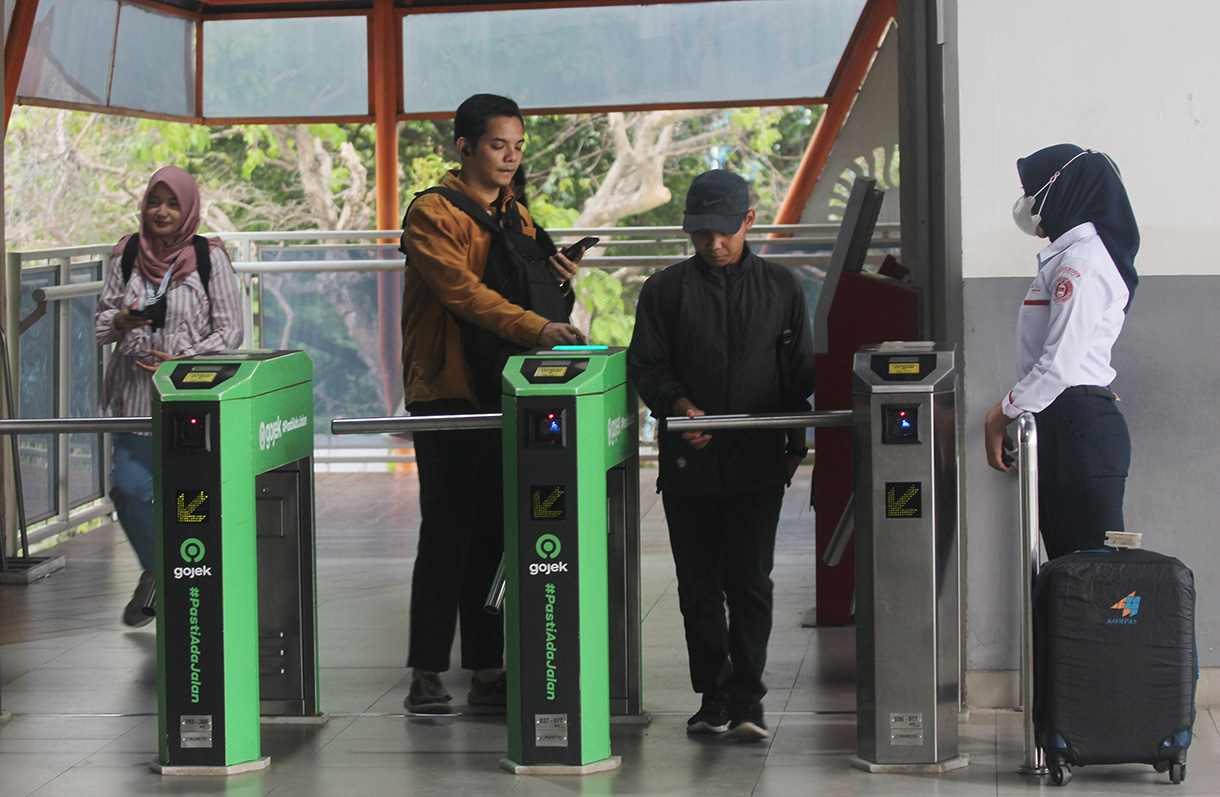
607;412;635;447
1108;591;1140;624
259;414;308;451
530;534;568;576
175;538;212;579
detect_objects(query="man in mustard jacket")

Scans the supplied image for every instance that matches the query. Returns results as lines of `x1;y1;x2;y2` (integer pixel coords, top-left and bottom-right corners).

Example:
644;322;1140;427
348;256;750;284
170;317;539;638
399;93;585;714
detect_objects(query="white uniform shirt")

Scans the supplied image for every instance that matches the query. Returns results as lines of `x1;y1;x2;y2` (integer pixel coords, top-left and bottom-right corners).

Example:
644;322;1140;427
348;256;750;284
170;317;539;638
1002;222;1128;419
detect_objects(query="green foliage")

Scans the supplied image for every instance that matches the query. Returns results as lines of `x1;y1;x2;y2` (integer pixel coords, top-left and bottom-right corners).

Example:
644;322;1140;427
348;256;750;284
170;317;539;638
527;196;579;230
577;269;636;347
403;153;454;201
131;120;213;166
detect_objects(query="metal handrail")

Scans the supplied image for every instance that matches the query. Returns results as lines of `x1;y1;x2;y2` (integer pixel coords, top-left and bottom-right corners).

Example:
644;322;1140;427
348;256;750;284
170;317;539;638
27;251;882;299
330;414;503;436
1016;412;1046;775
31;283;109;303
0;417;152;434
663;409;852;432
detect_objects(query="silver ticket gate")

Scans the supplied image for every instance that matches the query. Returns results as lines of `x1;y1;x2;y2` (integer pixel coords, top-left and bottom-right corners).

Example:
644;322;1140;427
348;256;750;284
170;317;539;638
850;342;964;771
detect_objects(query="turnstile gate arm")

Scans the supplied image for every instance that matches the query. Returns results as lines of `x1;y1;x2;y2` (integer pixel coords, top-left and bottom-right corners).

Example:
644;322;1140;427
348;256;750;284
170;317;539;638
663;410;856;564
822;493;855;566
1017;412;1046;775
663;409;852;432
0;417;152;434
330;414;502;435
0;415;152;564
484;555;507;615
331;413;510;617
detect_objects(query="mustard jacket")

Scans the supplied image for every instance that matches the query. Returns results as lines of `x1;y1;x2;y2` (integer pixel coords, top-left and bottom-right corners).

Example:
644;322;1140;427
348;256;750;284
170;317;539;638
400;171;550;408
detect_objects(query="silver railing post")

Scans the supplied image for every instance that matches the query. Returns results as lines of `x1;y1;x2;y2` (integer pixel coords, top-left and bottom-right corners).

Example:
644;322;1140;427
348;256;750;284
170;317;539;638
1016;412;1046;775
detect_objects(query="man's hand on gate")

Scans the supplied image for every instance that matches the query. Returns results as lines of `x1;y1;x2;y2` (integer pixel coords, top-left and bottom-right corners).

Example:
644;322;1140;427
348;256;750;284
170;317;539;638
536;322;586;347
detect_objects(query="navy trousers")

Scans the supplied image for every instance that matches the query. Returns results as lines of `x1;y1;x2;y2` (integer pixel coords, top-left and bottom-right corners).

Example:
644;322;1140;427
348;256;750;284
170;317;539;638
1035;392;1131;560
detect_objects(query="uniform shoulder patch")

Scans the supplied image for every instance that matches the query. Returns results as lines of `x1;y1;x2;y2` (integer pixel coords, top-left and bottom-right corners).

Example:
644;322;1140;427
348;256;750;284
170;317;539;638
1052;275;1075;304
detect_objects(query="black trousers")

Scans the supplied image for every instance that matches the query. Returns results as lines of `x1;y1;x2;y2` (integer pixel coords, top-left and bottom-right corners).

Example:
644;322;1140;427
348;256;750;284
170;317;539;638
1035;392;1130;560
406;400;504;673
662;486;784;707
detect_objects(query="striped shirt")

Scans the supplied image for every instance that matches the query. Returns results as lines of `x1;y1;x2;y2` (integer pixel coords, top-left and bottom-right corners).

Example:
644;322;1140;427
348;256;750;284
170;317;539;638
95;245;244;421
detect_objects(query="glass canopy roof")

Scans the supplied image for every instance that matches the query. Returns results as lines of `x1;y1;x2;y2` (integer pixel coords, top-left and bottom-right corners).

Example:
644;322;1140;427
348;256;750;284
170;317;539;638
6;0;868;122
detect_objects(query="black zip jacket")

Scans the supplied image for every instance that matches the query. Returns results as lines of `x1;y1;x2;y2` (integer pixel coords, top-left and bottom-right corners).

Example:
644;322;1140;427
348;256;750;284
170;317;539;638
627;246;816;496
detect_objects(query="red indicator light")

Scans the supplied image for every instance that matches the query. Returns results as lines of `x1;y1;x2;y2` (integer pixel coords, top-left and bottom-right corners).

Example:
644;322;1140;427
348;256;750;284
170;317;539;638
190;418;198;425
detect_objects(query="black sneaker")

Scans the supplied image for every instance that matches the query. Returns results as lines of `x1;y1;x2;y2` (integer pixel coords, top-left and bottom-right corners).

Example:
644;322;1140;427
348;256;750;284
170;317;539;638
728;702;770;741
122;571;155;628
468;671;507;706
405;674;455;715
687;696;730;734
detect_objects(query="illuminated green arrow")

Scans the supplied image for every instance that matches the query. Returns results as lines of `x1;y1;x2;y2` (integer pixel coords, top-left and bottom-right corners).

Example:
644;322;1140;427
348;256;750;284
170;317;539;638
886;484;919;517
177;491;207;523
532;487;564;518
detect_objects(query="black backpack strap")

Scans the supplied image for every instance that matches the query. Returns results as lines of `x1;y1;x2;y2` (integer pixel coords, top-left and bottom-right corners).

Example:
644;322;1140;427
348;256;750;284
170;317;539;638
193;236;212;296
429;186;504;234
401;186;504;254
120;234;140;283
120;232;212;299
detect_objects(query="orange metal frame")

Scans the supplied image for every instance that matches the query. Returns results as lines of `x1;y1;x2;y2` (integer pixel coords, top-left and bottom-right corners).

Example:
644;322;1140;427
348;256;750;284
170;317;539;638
4;0;40;130
772;0;896;228
4;0;888;234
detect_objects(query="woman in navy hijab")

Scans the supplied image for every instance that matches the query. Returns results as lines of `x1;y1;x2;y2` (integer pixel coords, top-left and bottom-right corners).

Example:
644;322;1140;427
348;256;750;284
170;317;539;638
984;144;1140;559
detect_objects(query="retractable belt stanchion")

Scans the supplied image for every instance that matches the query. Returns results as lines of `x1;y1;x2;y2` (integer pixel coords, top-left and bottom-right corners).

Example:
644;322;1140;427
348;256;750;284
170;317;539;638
151;350;321;776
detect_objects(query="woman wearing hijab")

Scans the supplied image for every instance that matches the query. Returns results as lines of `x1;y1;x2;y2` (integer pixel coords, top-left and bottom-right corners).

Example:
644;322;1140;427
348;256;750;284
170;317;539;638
95;166;243;625
984;144;1139;559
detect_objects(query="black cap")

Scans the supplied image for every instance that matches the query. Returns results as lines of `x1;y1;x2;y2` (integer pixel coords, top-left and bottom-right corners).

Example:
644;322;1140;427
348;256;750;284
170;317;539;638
683;170;750;235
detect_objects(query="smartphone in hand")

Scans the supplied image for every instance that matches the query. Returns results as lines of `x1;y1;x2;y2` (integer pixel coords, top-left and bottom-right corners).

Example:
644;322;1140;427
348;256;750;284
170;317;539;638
561;236;599;259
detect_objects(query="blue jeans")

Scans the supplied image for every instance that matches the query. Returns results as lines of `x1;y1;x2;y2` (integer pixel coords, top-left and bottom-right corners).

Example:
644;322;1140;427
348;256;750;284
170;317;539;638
110;433;155;572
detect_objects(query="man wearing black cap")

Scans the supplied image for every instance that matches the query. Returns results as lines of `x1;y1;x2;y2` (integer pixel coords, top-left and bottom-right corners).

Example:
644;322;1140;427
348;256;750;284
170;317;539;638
627;169;815;741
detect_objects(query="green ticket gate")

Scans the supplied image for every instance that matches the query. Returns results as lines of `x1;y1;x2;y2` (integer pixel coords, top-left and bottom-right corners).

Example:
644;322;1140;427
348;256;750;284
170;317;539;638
502;346;641;774
151;350;320;775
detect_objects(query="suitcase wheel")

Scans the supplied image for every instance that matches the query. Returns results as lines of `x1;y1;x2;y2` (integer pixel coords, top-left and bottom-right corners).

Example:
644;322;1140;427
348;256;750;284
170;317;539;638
1050;763;1072;787
1169;762;1185;785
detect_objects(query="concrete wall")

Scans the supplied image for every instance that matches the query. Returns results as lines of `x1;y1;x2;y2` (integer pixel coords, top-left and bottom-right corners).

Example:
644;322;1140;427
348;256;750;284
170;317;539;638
951;0;1220;685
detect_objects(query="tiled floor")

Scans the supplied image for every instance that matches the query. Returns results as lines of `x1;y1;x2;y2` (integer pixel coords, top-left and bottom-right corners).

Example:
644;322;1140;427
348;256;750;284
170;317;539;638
1;468;1217;796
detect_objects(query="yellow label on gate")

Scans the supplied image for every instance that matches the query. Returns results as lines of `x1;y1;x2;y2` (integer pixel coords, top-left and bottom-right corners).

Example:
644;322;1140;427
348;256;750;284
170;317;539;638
183;372;217;384
534;366;568;378
888;362;920;375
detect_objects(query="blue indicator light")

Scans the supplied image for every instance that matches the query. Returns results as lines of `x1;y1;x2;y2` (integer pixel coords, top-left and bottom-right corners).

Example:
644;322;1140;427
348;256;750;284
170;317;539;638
552;345;609;350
